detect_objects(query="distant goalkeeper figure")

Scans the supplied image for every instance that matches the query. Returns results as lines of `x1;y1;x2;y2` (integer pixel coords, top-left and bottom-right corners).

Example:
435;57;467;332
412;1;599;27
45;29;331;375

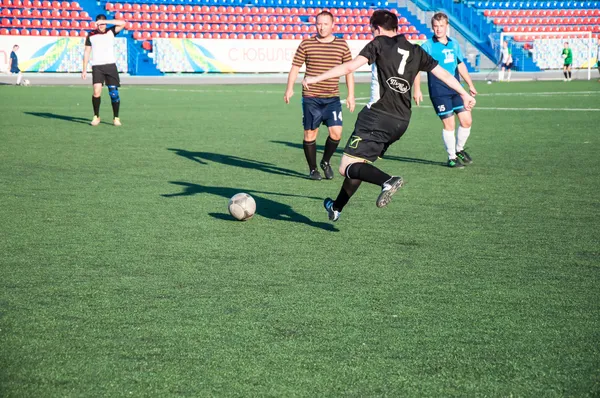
413;12;477;168
82;14;126;126
499;40;513;82
562;42;573;82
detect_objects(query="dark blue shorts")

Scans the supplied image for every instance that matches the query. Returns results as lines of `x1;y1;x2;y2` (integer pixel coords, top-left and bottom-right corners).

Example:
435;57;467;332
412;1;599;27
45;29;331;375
302;96;343;130
430;94;466;120
10;67;20;73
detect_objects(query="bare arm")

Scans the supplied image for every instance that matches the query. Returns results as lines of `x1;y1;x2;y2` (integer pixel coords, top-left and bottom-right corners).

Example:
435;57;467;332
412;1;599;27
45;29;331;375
82;46;91;79
345;72;355;112
430;65;476;111
96;19;127;33
284;64;301;104
413;72;423;105
457;62;477;96
303;55;369;88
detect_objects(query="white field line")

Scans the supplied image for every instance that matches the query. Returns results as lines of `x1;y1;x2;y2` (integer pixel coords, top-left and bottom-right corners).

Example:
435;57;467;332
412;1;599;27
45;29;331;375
354;101;600;111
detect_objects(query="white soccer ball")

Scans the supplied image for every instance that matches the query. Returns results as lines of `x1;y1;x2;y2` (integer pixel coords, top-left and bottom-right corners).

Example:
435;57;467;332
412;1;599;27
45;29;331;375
228;193;256;221
22;79;30;86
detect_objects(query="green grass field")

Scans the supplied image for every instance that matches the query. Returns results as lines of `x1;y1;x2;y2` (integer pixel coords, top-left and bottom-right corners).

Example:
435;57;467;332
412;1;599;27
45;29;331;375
1;80;599;397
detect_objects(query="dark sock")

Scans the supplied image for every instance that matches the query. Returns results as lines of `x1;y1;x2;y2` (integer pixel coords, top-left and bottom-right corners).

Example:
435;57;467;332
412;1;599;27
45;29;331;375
568;71;572;79
303;140;317;171
92;96;101;117
111;101;120;118
334;178;361;211
563;71;568;79
322;136;340;164
345;163;391;186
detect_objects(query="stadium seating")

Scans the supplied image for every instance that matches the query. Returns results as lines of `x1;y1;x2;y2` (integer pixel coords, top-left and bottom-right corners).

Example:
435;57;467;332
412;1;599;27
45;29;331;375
103;4;426;40
484;9;600;42
0;0;92;36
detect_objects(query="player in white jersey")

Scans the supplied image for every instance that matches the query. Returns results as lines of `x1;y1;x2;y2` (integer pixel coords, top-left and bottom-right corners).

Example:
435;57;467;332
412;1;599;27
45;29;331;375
499;40;513;82
82;14;126;126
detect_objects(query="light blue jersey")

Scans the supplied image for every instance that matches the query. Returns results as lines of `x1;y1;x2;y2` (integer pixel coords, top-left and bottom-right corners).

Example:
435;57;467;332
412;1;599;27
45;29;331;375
420;36;464;98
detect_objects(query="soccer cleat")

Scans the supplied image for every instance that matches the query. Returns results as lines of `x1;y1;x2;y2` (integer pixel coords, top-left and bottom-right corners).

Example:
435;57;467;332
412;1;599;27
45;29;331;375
456;150;472;164
90;116;100;126
376;176;404;208
447;158;465;168
309;169;323;181
320;160;334;180
113;117;121;126
323;197;340;221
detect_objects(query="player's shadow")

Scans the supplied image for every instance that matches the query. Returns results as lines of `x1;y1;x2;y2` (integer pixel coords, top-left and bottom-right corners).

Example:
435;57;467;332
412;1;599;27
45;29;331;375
24;112;92;125
168;148;307;179
270;140;445;166
162;181;338;231
270;140;343;155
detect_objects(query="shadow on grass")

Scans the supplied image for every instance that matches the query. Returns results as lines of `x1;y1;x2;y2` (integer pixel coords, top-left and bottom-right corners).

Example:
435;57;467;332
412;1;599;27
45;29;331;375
24;112;92;125
162;181;338;231
168;148;307;179
270;140;445;166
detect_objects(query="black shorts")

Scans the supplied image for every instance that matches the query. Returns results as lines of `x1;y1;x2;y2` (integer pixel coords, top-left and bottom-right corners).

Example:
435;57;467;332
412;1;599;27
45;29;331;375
501;62;512;69
92;63;120;86
343;107;409;163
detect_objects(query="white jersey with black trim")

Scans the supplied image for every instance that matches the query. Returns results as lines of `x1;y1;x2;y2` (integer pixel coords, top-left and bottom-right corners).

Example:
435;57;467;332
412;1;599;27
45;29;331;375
85;26;119;66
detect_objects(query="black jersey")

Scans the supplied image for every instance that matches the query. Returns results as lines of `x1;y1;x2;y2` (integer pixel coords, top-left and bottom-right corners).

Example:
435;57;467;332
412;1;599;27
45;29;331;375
360;34;438;121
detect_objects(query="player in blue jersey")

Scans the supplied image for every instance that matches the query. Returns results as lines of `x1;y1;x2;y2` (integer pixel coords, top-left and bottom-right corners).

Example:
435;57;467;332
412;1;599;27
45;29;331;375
413;12;477;168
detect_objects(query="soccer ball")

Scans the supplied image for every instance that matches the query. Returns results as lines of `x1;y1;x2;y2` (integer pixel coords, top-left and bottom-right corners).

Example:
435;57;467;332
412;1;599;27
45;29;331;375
22;79;30;86
228;193;256;221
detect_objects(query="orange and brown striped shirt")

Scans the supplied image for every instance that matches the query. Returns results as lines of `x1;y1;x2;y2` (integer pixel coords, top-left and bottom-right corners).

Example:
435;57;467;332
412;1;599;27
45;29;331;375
292;37;352;98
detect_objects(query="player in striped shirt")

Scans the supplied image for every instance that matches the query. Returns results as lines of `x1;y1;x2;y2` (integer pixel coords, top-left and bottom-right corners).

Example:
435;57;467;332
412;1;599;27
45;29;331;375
284;11;355;180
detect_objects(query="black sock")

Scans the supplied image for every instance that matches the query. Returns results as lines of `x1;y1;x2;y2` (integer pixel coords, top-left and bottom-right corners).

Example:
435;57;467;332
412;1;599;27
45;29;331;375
92;96;101;117
303;140;317;171
568;71;572;79
111;101;120;118
564;71;568;79
322;136;340;164
334;178;361;211
345;163;391;186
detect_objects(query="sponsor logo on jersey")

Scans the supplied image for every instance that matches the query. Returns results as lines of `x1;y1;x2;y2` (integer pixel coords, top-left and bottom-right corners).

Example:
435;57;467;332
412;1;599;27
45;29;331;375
442;49;455;64
386;77;410;94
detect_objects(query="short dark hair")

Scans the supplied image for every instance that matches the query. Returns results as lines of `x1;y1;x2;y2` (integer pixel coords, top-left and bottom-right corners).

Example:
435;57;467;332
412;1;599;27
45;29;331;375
316;10;334;22
370;10;398;32
95;14;107;21
431;12;449;25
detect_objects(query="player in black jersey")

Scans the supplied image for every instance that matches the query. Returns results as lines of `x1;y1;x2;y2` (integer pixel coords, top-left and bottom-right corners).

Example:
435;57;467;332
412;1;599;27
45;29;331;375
302;10;476;222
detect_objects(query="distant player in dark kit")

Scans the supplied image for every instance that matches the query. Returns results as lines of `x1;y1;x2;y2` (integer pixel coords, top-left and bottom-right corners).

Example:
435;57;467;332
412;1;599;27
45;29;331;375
284;11;355;181
82;14;126;126
303;10;476;222
9;45;23;86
